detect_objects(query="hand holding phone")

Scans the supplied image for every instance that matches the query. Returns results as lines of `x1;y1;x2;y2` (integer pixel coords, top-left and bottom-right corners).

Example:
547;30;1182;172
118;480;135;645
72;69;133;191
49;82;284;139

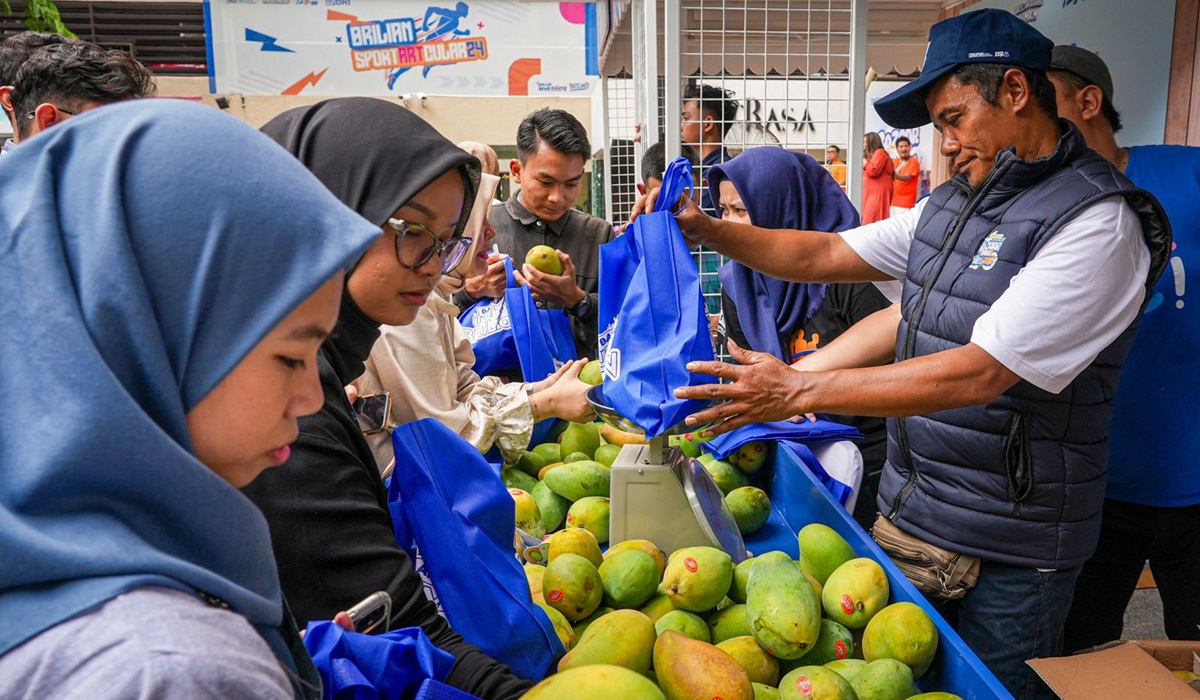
352;392;390;436
345;590;391;634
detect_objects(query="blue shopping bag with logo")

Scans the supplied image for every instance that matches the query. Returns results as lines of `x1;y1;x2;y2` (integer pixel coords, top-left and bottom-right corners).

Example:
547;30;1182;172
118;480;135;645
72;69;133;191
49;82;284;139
597;157;717;437
459;256;577;383
303;621;462;700
387;419;563;682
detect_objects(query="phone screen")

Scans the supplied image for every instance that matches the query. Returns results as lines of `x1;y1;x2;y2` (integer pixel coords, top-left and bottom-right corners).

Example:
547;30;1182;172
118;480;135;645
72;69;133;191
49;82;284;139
352;392;390;435
346;590;391;634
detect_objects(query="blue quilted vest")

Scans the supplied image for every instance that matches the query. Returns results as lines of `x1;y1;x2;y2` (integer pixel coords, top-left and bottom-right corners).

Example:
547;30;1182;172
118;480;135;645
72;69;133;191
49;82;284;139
878;123;1171;570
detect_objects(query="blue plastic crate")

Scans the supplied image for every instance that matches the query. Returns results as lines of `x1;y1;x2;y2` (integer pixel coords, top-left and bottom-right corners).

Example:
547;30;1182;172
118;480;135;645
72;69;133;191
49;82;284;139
742;443;1014;700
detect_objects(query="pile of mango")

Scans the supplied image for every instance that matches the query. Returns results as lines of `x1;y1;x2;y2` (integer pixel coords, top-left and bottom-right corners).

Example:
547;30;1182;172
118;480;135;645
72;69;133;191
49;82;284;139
504;411;776;543
521;524;960;700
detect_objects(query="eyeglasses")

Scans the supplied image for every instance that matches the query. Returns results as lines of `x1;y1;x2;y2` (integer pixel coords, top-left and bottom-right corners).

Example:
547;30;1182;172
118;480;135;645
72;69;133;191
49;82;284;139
25;105;77;121
386;218;472;274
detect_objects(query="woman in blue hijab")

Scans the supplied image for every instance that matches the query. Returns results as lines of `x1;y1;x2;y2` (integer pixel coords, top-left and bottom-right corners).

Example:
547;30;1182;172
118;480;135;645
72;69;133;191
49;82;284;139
708;147;892;523
0;100;379;697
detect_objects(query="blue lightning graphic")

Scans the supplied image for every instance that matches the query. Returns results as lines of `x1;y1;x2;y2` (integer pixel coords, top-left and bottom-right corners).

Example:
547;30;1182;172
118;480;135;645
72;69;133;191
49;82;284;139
245;28;295;53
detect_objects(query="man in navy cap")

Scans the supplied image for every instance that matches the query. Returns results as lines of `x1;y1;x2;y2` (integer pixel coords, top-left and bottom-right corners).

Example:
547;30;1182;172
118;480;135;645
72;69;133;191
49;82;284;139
644;9;1171;698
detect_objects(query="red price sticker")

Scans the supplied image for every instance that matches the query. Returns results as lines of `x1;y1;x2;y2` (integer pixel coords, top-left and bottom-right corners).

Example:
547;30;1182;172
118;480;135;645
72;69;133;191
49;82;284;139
796;676;813;696
835;640;849;659
841;594;855;615
547;590;563;603
685;557;698;573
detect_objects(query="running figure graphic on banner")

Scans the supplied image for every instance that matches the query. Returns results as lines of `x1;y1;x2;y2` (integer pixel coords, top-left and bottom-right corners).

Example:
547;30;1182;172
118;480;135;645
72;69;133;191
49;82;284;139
386;2;472;87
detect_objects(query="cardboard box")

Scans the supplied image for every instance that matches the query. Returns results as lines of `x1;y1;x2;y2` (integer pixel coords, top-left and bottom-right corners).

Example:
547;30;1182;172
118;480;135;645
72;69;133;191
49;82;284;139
1028;640;1200;698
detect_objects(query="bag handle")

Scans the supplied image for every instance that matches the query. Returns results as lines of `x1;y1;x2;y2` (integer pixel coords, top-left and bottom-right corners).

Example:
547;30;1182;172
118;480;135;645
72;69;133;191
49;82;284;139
503;255;517;289
654;156;696;215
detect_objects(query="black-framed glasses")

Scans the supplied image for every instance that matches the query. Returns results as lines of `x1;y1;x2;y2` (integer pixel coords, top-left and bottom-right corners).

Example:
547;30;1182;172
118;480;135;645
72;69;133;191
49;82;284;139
386;218;473;274
25;105;77;121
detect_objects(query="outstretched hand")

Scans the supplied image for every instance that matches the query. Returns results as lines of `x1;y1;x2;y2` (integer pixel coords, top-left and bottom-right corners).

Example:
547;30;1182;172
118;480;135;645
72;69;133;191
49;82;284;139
674;340;810;436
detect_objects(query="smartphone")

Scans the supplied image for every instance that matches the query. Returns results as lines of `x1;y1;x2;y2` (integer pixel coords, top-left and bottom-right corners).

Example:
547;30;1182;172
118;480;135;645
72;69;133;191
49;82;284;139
352;392;390;435
346;590;391;634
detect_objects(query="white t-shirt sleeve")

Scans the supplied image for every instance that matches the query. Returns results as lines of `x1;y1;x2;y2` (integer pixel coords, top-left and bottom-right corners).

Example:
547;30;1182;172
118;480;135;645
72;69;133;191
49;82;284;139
971;196;1150;394
838;199;928;281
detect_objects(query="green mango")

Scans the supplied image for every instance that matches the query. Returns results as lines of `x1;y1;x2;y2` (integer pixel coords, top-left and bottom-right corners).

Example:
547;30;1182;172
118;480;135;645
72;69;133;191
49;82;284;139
752;682;781;700
850;658;917;700
638;593;679;623
564;451;592;463
501;467;537;493
821;558;890;629
559;608;657;675
560;421;602;461
537;602;577;652
531;442;562;466
662;546;734;612
511;450;546;478
523;664;665;700
654;609;710;642
708;603;752;644
745;551;821;660
726;486;772;535
571;606;614;640
566;496;610;544
702;458;750;495
778;666;857;700
823;658;868;684
729;441;770;473
579;359;603;386
862;601;939;678
599;550;659;609
794;618;855;666
717;635;781;686
798;523;857;586
907;694;964;700
594;443;621;468
531;480;571;533
729;556;756;604
545;460;610;501
542;552;603;621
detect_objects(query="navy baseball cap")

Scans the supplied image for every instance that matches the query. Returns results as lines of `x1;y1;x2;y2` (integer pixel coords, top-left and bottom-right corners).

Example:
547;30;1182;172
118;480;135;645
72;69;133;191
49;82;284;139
874;9;1054;128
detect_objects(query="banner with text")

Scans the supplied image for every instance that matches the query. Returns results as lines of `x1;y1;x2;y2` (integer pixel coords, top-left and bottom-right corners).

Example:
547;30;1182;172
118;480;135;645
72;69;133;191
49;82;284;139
204;0;599;97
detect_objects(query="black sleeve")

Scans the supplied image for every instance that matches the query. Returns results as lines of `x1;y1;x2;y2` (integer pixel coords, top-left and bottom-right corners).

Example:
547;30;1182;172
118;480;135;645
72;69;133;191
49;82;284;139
721;289;750;353
453;288;477;313
242;362;531;700
818;283;894;346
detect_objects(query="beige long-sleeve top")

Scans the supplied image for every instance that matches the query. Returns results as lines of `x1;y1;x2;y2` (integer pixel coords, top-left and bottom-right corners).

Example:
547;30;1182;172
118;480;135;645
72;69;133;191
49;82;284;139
354;292;535;470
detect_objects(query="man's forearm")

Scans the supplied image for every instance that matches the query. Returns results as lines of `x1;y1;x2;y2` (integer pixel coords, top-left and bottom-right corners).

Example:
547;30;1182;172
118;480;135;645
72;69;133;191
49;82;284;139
796;343;1020;418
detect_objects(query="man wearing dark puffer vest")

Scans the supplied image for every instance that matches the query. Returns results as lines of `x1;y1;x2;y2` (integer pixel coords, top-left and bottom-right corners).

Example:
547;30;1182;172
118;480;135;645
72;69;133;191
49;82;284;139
648;11;1172;700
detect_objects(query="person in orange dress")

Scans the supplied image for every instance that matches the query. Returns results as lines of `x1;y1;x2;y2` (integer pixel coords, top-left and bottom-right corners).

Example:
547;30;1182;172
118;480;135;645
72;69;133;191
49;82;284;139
861;132;893;224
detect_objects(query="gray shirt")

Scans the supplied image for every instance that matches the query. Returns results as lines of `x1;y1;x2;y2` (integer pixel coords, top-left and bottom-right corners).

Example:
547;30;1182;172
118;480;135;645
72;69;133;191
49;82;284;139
458;194;615;363
0;586;296;699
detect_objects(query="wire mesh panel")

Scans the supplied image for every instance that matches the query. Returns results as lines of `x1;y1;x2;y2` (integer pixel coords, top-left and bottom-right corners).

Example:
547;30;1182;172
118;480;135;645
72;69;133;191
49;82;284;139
676;0;854;358
603;72;640;227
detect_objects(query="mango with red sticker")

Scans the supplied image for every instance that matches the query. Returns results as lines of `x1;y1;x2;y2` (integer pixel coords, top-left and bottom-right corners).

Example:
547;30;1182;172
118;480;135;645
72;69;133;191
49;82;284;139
745;551;822;660
662;546;733;612
543;552;604;622
778;665;856;699
821;558;889;629
653;630;753;700
729;440;769;473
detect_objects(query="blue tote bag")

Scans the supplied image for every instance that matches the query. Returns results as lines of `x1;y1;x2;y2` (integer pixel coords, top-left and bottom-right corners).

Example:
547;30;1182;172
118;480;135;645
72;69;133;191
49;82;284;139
598;156;716;437
387;419;563;681
459;257;576;383
303;621;466;700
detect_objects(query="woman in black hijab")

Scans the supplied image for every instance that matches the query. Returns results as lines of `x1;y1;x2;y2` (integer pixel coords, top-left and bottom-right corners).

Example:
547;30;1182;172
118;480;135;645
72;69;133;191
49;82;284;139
243;98;530;699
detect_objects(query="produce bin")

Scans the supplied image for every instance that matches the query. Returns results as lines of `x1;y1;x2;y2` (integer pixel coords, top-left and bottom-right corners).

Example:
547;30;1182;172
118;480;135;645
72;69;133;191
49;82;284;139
743;442;1015;700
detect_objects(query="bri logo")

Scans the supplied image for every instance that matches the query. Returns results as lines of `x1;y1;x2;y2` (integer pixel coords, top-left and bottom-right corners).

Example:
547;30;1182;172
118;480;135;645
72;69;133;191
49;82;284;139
461;300;510;342
970;230;1006;271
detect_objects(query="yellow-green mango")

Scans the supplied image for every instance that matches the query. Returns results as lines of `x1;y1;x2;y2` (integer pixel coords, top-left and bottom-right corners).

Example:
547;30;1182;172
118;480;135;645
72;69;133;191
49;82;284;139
745;551;821;660
605;538;667;578
525;563;546;604
536;602;576;652
531;442;562;466
522;664;665;700
654;630;753;700
594;443;622;468
599;550;659;609
778;666;857;700
708;603;753;644
512;450;546;478
662;546;733;612
572;607;614;640
730;556;756;604
702;458;750;495
823;658;867;684
564;451;592;463
510;488;545;539
861;602;939;678
717;636;781;686
546;527;603;567
729;441;770;473
654;610;710;642
545;461;610;501
752;682;781;700
560;421;602;461
798;524;857;587
578;359;603;386
543;552;603;621
821;558;889;629
850;658;916;700
532;480;571;533
795;618;855;666
639;593;679;623
566;496;610;544
559;609;656;675
502;467;538;493
907;694;963;700
726;487;772;535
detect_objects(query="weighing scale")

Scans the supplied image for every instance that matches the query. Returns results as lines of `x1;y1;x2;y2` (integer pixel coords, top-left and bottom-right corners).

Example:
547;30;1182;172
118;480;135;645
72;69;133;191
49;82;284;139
587;386;749;563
